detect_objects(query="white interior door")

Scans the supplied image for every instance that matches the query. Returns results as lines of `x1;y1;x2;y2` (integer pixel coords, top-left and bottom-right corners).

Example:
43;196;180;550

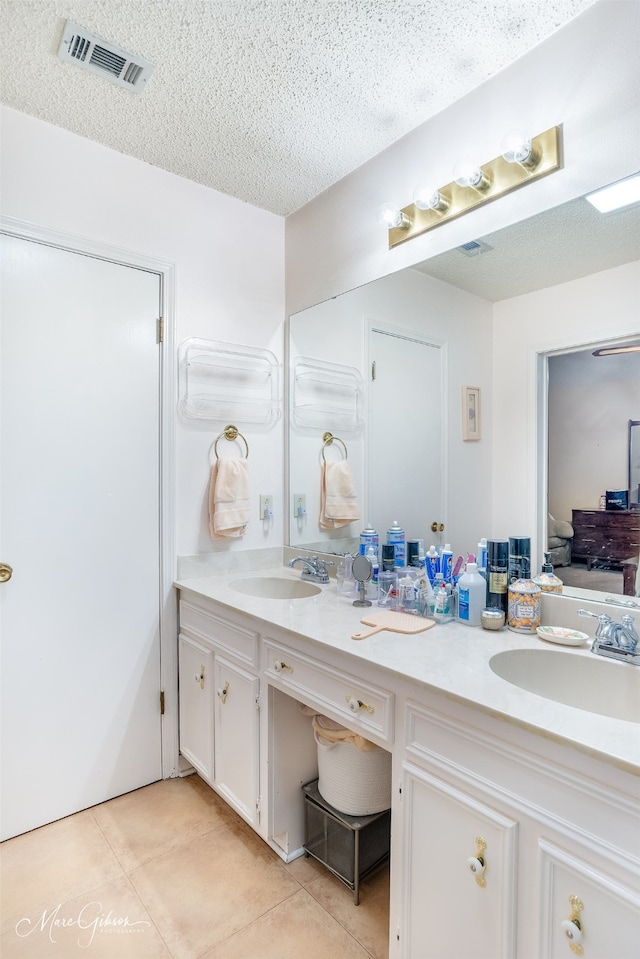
0;234;163;840
368;327;443;547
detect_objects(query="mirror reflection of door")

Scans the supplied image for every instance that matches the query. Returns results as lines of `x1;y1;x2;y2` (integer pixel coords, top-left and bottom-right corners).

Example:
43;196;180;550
547;346;640;596
368;326;443;550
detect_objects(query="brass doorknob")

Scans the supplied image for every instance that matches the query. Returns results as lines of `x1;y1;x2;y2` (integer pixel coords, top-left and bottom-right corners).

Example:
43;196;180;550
0;563;13;583
431;522;444;533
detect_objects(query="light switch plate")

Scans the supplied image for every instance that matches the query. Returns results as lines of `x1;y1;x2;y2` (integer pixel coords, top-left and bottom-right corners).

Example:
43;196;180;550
293;494;306;518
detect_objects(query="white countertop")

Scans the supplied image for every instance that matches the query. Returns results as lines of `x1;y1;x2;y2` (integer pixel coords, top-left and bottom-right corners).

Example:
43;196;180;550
175;566;640;775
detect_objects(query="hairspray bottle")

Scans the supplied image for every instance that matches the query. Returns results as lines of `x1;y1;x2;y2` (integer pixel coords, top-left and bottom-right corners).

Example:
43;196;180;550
387;520;406;567
486;540;509;613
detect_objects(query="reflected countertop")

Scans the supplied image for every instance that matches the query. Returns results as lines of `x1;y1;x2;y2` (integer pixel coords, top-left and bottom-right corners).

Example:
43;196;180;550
175;565;640;776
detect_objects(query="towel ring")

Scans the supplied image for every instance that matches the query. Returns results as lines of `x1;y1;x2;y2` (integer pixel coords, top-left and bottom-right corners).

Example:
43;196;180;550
321;431;348;461
213;425;249;459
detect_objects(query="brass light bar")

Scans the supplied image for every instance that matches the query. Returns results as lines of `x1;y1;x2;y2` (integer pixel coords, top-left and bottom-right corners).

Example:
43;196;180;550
388;126;562;249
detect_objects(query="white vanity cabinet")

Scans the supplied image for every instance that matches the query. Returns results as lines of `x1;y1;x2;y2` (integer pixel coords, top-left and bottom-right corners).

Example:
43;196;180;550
213;654;260;827
178;632;214;782
178;594;261;829
400;759;518;959
396;699;640;959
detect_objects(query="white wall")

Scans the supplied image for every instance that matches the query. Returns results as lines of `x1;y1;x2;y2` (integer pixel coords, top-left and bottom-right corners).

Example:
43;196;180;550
289;268;493;554
0;106;285;559
285;2;640;315
548;349;640;522
492;259;640;561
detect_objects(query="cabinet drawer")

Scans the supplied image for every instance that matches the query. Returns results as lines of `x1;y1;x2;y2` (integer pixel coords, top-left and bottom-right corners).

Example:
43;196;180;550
263;638;394;744
179;599;259;667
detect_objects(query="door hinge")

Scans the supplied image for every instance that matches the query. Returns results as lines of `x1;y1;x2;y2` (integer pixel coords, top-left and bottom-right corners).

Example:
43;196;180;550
255;694;261;711
156;316;164;343
256;795;261;813
371;360;376;381
160;690;165;715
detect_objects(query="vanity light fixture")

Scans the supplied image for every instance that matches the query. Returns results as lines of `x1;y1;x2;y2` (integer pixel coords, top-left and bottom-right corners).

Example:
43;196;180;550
382;125;562;249
585;173;640;213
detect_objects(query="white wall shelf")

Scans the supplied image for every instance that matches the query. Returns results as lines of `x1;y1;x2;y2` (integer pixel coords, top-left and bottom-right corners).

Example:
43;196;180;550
292;356;363;432
178;338;281;428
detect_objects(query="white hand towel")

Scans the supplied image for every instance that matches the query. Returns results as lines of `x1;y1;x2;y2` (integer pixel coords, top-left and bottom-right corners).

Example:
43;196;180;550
209;457;250;539
319;460;360;529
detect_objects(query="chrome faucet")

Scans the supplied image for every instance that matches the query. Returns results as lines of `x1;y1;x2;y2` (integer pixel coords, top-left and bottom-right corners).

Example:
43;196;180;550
288;555;334;584
577;609;640;666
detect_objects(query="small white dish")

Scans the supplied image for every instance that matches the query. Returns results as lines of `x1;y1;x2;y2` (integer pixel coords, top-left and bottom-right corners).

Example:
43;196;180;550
536;625;589;647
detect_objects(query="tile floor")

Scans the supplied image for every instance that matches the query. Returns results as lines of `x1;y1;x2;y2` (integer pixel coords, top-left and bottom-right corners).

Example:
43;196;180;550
1;775;390;959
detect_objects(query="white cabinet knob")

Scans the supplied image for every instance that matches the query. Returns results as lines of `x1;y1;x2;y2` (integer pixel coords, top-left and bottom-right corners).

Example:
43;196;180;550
346;695;374;714
273;660;292;673
561;919;583;947
467;856;485;878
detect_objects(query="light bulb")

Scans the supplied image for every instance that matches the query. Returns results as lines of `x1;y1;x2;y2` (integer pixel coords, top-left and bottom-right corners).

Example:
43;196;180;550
413;185;449;212
453;158;491;193
453;159;483;189
501;129;539;168
377;202;410;230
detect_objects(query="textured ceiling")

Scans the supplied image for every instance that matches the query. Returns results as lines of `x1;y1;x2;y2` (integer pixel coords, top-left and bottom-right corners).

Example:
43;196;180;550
413;195;640;301
0;0;598;215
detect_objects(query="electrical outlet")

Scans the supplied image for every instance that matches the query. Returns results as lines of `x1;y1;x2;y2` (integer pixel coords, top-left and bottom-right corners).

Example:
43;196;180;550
293;494;306;518
259;494;273;519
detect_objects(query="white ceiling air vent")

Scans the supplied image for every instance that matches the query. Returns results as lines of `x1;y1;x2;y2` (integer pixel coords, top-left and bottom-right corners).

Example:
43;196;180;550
457;239;494;257
57;20;155;93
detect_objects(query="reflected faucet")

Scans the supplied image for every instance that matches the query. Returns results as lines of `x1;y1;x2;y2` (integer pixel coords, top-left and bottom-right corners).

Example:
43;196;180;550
288;555;334;584
577;609;640;666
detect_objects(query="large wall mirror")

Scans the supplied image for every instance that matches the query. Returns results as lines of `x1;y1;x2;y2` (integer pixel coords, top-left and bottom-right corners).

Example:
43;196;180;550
287;188;640;601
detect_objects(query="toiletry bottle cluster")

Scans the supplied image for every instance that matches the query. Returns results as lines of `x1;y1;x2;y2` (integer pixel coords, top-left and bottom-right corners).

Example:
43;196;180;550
341;524;563;631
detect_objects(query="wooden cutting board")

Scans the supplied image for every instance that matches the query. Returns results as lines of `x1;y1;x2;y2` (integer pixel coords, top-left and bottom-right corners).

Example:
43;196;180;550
352;610;436;640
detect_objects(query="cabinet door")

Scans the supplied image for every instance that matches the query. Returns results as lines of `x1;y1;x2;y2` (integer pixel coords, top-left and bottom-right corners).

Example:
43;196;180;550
538;838;640;959
214;655;260;828
402;762;517;959
178;633;214;783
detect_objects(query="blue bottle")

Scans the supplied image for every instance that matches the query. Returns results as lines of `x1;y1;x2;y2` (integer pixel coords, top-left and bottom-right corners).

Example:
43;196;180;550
359;523;379;558
387;520;406;567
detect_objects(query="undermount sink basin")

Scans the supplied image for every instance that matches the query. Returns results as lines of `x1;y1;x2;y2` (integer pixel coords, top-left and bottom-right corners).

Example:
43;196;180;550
228;576;322;600
490;648;640;723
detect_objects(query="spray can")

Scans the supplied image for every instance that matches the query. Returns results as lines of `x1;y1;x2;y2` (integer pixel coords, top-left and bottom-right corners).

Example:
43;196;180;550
381;544;396;571
407;539;422;567
359;523;379;558
387;520;406;567
486;540;509;613
508;536;531;584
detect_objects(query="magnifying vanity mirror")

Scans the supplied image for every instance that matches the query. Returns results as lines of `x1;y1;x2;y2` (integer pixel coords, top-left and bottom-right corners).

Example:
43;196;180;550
287;187;640;602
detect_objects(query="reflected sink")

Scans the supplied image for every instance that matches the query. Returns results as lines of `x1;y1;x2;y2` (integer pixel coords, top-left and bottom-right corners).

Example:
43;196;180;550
228;576;322;599
490;649;640;723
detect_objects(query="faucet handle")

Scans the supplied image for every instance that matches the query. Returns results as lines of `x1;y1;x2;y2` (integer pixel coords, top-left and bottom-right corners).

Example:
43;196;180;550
577;609;611;622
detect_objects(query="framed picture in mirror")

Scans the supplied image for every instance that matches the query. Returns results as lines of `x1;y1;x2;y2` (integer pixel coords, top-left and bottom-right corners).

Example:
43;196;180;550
462;386;480;441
